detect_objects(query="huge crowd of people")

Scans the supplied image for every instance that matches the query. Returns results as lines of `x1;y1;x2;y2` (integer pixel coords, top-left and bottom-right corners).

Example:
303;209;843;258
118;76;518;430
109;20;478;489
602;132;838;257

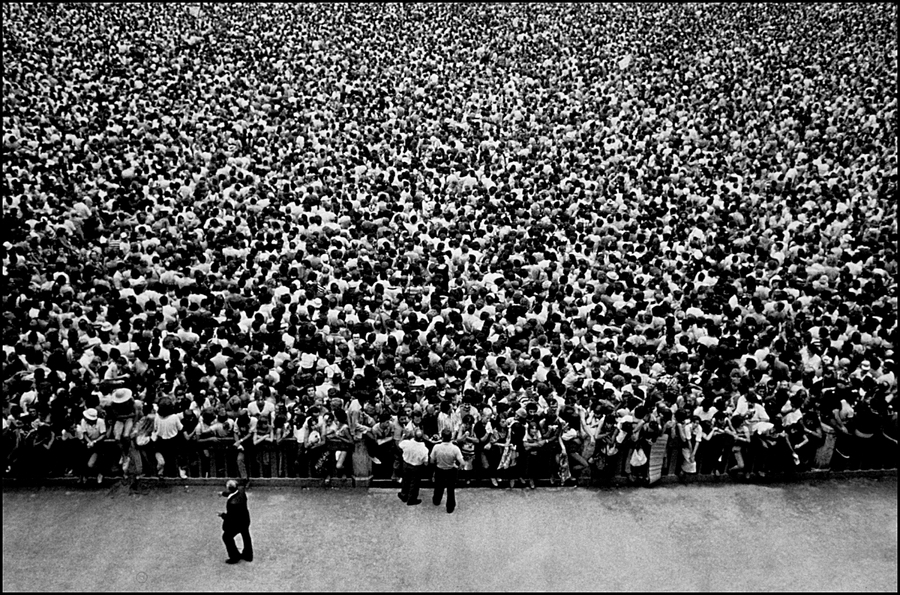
2;4;897;488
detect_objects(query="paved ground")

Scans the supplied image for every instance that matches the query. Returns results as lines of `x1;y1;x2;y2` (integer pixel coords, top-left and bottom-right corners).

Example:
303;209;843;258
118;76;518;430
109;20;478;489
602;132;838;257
2;478;897;592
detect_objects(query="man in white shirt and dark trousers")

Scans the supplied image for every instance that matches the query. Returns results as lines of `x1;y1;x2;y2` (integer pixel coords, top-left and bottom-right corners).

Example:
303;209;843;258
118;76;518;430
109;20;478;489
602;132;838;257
398;429;429;505
430;429;464;513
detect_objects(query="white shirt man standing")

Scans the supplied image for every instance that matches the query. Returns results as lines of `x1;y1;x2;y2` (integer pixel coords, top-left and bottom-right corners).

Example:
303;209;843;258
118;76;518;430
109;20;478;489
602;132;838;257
398;429;429;505
430;429;464;513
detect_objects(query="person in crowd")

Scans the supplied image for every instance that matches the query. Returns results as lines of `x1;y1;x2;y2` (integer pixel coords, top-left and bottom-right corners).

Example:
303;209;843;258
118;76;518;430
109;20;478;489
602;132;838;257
252;415;274;478
75;408;108;484
271;404;291;477
233;412;256;484
560;406;591;480
474;406;494;481
349;399;376;477
303;412;329;478
49;416;80;477
726;414;752;474
390;409;413;484
325;408;353;481
132;402;157;477
27;420;56;477
107;388;136;473
179;407;200;476
703;412;736;475
3;412;31;476
194;407;221;477
365;412;396;479
522;420;545;489
489;413;512;487
453;413;478;486
153;398;186;479
675;411;699;476
248;391;275;424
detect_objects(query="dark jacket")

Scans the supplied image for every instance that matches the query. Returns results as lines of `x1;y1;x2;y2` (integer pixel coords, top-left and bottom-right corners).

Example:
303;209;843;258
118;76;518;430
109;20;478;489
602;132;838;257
222;488;250;532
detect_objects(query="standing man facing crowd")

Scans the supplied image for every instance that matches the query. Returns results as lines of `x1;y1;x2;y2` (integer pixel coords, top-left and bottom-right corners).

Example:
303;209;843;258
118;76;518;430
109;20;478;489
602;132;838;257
430;429;464;514
219;479;253;564
398;429;429;506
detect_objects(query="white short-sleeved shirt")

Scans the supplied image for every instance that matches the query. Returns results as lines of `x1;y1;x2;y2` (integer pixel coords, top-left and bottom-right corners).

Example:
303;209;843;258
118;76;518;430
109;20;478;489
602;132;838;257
77;418;107;441
399;439;430;466
154;414;183;440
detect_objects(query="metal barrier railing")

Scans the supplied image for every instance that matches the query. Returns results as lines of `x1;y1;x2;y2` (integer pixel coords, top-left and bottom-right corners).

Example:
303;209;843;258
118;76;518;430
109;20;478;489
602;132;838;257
4;429;896;481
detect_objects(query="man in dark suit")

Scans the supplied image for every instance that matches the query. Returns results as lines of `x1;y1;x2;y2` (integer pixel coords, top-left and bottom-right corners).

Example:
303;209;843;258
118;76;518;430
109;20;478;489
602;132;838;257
218;479;253;564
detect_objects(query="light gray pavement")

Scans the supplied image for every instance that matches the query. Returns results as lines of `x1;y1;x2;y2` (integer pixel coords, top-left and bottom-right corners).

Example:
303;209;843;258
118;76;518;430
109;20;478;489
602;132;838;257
2;478;897;592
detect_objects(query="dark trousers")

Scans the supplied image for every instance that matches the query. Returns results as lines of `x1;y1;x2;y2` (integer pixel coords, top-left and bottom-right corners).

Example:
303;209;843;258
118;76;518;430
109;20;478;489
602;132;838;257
363;437;395;478
399;461;423;502
222;525;253;561
701;434;736;474
432;467;457;512
156;437;179;477
523;452;542;480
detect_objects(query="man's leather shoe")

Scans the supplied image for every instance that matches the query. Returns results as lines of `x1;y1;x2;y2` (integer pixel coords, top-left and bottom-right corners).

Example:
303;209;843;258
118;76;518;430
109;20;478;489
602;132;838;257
241;553;253;562
226;558;241;564
398;493;407;502
406;499;422;506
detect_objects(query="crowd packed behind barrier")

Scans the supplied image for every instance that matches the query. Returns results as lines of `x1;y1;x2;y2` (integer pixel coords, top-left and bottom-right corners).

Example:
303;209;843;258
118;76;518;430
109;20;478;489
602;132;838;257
1;4;897;485
4;389;898;486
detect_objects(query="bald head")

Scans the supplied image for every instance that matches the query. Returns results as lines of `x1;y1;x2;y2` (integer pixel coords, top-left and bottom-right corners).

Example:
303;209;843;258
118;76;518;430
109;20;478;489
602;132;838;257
414;429;424;441
225;479;239;493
